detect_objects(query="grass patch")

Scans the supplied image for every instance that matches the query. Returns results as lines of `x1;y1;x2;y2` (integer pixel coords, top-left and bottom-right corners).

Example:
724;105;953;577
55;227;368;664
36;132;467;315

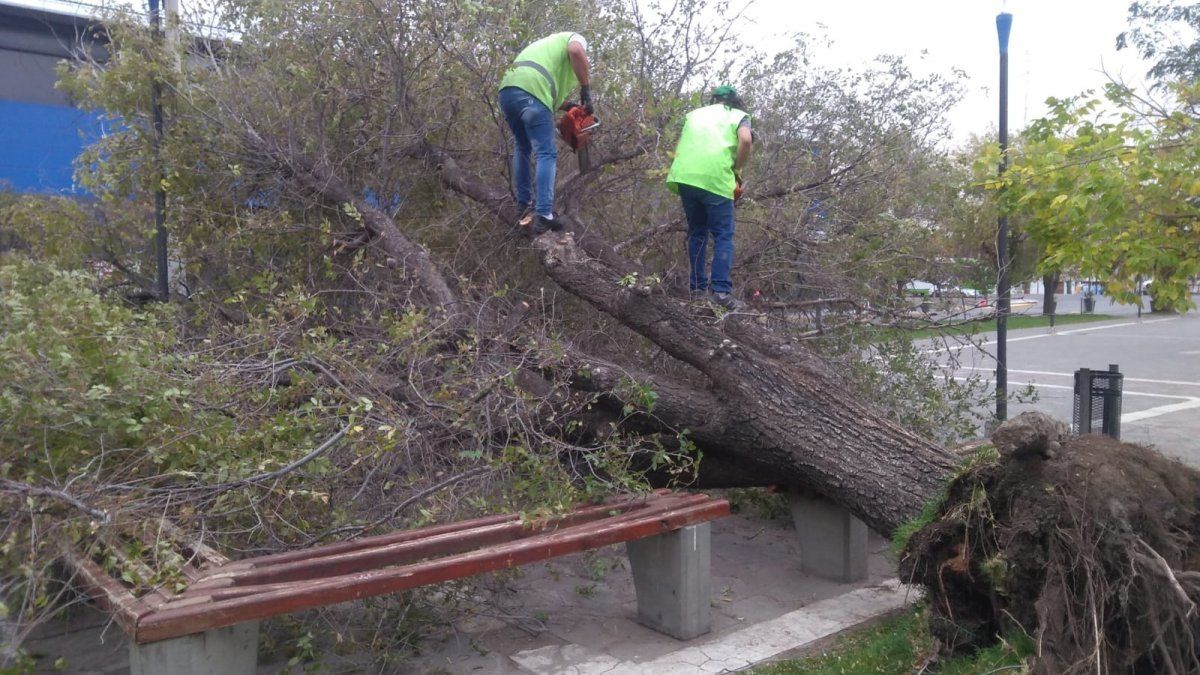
752;606;1032;675
891;312;1115;341
889;445;998;558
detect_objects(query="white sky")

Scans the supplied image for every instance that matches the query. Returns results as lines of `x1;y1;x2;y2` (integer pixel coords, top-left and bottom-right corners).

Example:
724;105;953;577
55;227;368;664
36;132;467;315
13;0;1158;145
745;0;1152;145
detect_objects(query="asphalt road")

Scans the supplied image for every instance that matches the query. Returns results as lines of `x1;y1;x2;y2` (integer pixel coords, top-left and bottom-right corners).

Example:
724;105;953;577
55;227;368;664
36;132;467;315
930;298;1200;467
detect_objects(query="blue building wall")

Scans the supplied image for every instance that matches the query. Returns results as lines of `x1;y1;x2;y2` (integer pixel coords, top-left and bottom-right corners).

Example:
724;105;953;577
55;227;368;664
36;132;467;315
0;98;106;193
0;2;108;194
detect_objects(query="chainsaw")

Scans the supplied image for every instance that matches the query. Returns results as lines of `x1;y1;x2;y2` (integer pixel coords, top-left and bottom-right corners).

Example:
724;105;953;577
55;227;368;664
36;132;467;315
557;104;601;173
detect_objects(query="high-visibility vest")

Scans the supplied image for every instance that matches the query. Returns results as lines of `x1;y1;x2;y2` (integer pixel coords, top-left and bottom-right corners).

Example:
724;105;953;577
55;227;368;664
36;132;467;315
666;104;748;200
499;32;579;113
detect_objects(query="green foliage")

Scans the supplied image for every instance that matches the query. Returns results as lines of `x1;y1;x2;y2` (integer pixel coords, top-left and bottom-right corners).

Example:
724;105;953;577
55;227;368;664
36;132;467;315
822;330;989;445
980;85;1200;313
1119;1;1200;83
0;257;187;478
890;445;998;558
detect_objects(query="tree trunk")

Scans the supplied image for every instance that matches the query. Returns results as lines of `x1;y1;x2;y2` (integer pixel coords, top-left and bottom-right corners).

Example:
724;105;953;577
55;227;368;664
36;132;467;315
531;229;957;534
278;141;960;535
1042;271;1059;316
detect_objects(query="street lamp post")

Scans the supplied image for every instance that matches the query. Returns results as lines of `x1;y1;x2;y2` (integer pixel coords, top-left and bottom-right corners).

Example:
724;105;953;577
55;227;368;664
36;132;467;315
149;0;168;301
995;10;1013;422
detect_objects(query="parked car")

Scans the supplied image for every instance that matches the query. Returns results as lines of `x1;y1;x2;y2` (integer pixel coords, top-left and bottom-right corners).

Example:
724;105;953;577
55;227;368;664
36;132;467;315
944;286;984;298
904;280;936;297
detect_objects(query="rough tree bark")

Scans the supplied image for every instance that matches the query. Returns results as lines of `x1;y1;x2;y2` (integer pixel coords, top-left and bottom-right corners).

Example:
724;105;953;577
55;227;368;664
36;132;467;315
255;136;959;536
416;143;958;535
1042;271;1060;316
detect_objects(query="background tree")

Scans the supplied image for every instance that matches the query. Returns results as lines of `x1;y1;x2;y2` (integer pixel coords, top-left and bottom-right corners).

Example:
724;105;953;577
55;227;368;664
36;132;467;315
20;0;1178;669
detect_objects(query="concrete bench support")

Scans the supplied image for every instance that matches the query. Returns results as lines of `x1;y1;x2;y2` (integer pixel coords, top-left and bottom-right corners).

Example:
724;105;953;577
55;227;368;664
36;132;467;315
788;489;868;583
129;621;259;675
625;522;712;640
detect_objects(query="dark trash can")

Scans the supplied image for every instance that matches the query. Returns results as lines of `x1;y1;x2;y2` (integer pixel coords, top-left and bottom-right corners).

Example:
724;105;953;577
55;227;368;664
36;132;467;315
1072;365;1122;440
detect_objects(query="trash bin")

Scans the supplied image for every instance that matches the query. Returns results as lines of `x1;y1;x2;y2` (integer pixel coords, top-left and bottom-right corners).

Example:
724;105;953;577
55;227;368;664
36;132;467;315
1072;365;1122;439
1082;295;1095;313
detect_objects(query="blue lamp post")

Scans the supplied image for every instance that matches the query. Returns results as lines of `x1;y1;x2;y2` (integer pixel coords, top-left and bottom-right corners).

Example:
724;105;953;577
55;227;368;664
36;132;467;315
995;10;1013;421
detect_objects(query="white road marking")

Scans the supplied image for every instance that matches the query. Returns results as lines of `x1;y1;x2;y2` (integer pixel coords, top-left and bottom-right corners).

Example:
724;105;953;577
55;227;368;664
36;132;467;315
1056;317;1177;335
922;316;1179;355
1122;399;1200;423
952;377;1200;423
954;366;1200;389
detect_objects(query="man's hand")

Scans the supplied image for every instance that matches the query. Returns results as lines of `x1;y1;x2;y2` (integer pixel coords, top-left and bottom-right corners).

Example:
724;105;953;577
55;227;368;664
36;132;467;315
579;85;593;115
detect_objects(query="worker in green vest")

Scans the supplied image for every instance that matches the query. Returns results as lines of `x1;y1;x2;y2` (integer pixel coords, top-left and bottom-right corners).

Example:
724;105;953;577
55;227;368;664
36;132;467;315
499;32;594;234
666;86;753;309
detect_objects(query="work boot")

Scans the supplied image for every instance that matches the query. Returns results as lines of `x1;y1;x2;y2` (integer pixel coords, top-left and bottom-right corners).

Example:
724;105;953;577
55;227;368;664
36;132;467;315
710;292;742;310
533;213;563;234
516;205;534;229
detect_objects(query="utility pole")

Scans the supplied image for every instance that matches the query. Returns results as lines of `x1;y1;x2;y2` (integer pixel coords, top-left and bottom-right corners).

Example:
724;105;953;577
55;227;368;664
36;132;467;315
149;0;168;301
995;10;1013;422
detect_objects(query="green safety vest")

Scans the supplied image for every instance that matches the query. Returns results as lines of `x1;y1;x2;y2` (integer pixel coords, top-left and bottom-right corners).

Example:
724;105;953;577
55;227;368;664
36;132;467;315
666;104;748;200
499;32;580;113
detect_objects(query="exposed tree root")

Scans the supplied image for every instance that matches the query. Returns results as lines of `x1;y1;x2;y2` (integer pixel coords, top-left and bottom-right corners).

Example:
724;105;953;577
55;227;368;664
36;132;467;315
902;412;1200;674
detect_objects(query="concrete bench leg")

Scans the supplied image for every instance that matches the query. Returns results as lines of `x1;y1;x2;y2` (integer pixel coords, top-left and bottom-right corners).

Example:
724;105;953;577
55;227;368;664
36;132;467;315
129;621;258;675
625;523;711;640
788;488;868;583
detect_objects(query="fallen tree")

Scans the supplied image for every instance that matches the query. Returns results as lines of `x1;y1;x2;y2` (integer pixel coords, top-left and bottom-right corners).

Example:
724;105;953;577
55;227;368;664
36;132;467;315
9;1;1195;671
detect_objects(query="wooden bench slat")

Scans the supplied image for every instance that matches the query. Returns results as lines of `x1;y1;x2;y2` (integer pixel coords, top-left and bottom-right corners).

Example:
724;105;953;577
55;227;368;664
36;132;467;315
231;513;519;570
61;548;154;635
232;489;675;570
183;493;708;591
135;499;728;643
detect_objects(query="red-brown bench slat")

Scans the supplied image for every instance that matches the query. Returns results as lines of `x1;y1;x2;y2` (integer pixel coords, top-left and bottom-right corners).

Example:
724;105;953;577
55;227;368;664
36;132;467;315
185;493;709;591
62;548;155;636
135;498;728;643
230;488;675;570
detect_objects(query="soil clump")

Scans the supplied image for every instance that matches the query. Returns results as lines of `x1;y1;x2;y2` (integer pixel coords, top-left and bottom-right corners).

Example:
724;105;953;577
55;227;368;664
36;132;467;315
902;412;1200;674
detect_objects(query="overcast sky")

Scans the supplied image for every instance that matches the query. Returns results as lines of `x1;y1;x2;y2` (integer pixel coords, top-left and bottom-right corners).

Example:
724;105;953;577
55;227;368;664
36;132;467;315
745;0;1152;144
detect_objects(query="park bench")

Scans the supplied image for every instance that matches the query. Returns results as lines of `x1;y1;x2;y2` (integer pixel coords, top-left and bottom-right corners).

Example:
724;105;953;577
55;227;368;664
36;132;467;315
64;489;729;674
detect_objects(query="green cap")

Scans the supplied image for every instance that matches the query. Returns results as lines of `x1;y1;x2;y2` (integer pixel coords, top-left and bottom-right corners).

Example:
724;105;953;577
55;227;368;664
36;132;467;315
711;84;738;98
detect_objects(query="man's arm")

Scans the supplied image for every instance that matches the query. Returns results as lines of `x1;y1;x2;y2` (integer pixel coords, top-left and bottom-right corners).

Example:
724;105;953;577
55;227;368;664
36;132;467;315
567;39;593;113
734;125;753;173
567;40;590;86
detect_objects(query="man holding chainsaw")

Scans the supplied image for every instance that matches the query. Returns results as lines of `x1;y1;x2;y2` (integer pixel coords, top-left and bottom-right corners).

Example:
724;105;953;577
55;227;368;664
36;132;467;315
499;32;594;234
666;85;753;309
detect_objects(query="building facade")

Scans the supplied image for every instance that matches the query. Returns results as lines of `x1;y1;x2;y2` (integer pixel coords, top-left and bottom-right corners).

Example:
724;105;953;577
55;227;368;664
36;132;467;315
0;2;107;193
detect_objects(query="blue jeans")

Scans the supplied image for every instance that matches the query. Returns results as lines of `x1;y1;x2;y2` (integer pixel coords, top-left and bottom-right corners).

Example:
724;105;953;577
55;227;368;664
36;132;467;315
679;184;735;293
499;87;557;217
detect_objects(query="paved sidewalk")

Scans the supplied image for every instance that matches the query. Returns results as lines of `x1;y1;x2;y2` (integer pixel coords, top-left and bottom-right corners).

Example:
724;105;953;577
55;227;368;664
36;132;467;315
509;580;911;674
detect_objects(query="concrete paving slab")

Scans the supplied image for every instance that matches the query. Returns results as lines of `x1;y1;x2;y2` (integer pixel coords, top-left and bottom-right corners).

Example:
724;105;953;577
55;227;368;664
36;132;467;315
510;580;913;674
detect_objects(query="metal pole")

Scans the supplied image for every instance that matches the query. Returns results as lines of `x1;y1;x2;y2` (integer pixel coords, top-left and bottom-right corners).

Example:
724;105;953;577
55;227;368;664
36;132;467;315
150;0;169;301
995;12;1013;422
164;0;180;67
1103;364;1122;440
